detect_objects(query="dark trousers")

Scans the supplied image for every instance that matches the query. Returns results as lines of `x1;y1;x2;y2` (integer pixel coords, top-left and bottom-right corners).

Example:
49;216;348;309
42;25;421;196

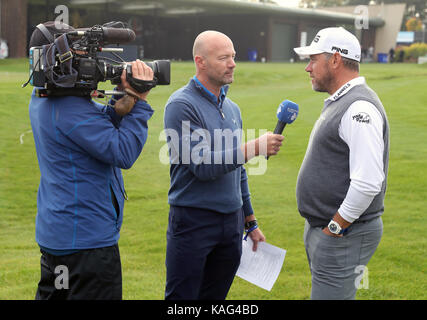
35;244;122;300
165;206;244;300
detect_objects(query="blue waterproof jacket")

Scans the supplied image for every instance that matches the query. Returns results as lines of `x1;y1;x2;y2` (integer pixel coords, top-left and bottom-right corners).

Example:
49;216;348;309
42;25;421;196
29;90;153;250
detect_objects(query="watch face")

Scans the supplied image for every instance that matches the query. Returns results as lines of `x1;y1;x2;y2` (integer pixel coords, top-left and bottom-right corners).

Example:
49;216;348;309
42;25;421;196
329;223;338;233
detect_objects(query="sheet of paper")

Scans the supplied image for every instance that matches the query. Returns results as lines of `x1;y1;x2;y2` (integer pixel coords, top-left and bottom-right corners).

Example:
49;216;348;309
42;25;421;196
236;237;286;291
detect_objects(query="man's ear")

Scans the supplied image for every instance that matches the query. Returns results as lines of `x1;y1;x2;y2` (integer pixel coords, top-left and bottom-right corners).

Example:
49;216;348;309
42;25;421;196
194;55;205;70
330;52;342;70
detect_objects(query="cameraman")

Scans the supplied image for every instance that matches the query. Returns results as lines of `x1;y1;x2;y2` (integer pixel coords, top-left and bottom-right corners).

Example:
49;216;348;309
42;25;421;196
28;22;154;300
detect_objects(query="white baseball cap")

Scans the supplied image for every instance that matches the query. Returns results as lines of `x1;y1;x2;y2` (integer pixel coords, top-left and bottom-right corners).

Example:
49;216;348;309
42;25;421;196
294;27;361;62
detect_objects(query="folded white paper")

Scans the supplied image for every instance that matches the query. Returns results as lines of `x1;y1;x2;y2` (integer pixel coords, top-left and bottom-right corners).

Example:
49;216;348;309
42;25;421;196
236;237;286;291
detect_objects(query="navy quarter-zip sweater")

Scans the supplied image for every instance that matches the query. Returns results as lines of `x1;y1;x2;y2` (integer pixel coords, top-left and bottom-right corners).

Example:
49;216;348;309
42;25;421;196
164;77;254;216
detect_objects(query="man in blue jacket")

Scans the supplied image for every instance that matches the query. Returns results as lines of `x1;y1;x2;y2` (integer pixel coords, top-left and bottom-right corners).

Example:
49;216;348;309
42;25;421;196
29;23;154;299
164;30;284;300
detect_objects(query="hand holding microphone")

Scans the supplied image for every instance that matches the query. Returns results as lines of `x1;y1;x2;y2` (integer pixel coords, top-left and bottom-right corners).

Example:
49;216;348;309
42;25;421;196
241;131;284;162
257;132;284;157
241;99;299;162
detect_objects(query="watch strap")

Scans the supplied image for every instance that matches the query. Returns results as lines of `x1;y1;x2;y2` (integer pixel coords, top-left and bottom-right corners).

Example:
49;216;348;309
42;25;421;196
245;219;257;230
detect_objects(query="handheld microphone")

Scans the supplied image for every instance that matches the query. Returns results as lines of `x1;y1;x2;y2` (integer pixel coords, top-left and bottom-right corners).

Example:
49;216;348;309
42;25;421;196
267;100;299;159
274;100;299;134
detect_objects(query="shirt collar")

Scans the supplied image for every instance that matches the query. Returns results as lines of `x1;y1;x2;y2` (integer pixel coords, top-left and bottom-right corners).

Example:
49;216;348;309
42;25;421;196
192;76;227;106
325;76;366;104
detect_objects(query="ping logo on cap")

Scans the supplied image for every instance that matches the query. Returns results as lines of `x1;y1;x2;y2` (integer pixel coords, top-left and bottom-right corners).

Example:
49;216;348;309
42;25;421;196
331;46;349;54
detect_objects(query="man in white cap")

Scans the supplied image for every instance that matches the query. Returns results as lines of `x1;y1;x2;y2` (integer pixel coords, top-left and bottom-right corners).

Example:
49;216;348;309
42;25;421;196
294;27;390;299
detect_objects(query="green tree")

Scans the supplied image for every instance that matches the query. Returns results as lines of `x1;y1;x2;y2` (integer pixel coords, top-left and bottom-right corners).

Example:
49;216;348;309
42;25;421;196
406;16;423;31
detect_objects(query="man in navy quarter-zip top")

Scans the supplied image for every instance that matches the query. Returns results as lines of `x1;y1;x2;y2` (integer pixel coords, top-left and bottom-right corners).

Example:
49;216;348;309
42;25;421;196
163;30;284;300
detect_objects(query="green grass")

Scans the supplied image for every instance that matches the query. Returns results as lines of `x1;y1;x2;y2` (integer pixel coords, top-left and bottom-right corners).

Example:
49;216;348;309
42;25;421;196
0;58;426;300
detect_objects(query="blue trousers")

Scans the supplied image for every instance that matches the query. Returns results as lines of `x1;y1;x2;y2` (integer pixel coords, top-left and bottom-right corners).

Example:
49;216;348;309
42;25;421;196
165;205;244;300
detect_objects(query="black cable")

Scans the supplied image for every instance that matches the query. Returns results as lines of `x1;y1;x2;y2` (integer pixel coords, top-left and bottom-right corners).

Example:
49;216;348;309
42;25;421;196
22;56;40;88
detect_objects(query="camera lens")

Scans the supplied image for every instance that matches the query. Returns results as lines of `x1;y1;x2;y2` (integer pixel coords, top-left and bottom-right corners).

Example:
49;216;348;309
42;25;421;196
107;64;124;85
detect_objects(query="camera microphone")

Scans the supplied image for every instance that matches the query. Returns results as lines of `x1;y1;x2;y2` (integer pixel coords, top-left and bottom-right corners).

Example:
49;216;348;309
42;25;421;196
102;27;136;44
267;100;299;160
69;27;136;44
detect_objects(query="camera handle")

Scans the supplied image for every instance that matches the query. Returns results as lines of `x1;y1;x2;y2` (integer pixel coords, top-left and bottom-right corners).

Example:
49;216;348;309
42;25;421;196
125;65;157;93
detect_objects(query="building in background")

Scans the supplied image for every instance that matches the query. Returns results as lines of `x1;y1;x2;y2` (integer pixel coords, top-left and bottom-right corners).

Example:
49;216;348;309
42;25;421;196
321;2;406;58
0;0;27;58
1;0;406;62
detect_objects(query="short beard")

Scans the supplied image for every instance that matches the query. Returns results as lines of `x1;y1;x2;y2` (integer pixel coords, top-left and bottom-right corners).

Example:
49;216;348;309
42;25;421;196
312;66;333;93
208;74;233;87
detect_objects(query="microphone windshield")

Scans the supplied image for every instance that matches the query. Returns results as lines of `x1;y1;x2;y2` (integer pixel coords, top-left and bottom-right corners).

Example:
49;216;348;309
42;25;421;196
277;100;299;124
102;27;136;44
70;27;136;44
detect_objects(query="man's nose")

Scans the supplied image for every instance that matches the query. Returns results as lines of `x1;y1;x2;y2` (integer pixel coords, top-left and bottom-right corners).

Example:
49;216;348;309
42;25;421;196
229;58;236;68
305;62;312;72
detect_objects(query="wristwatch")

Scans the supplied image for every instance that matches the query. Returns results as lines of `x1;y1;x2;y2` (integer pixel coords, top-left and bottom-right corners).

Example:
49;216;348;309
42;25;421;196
327;220;344;235
245;219;257;230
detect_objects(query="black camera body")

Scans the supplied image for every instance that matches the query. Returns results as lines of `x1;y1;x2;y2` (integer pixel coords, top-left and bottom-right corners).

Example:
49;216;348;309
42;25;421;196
27;22;170;97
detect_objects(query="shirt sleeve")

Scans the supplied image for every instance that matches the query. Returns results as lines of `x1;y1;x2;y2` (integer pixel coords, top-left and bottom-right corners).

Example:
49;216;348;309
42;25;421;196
240;165;254;217
338;100;385;223
164;99;244;181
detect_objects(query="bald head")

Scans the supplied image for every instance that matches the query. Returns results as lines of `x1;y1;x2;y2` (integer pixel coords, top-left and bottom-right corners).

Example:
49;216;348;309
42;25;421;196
192;30;233;59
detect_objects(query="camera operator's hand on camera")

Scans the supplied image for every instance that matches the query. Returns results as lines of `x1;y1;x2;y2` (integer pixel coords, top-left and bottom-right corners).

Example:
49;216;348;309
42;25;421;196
120;59;154;101
114;60;153;116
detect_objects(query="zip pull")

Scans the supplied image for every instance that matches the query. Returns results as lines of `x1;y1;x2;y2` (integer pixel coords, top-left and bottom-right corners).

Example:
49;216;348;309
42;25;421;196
219;107;225;119
113;168;129;200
